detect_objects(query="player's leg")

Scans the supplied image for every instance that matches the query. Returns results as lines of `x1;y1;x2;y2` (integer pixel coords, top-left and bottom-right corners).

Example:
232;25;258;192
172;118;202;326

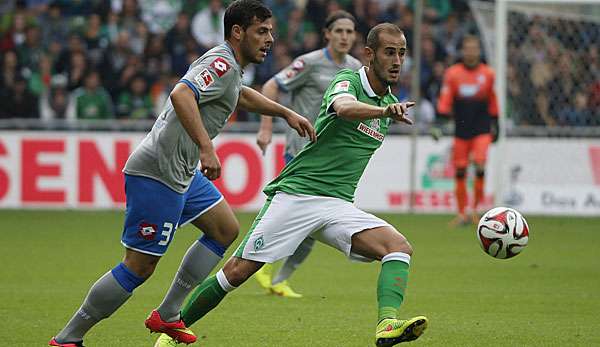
471;133;492;223
314;202;427;346
270;236;316;298
148;172;238;342
353;228;427;346
51;175;183;346
163;192;322;340
451;137;470;227
254;152;295;294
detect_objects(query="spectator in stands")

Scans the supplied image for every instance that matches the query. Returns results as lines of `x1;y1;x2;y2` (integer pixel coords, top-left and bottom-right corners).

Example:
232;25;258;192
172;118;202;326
116;0;142;35
410;0;451;23
116;73;153;119
39;1;69;49
1;0;569;129
0;9;32;52
100;30;134;94
436;12;463;60
557;90;593;127
165;12;194;75
285;8;311;57
0;73;39;118
83;14;110;67
0;50;19;92
117;54;144;98
67;70;114;120
28;52;52;95
17;24;43;73
506;63;534;126
130;20;150;55
547;52;577;122
139;0;182;34
54;33;86;74
144;33;170;80
191;0;225;53
66;51;87;91
41;74;69;120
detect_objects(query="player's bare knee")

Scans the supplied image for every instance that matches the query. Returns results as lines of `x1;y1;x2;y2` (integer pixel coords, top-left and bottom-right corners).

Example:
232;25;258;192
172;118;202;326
123;256;159;279
223;258;256;286
385;234;413;256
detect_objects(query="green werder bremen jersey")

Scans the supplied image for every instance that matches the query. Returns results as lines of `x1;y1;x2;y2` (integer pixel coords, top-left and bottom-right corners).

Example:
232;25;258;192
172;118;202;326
264;66;399;202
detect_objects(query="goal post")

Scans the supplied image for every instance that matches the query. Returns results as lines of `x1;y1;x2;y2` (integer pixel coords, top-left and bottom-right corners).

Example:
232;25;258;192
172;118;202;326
471;0;600;211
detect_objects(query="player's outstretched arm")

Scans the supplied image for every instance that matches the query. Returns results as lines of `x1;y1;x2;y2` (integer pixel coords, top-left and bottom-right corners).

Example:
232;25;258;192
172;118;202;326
170;83;221;180
256;78;279;154
333;96;414;124
239;86;316;142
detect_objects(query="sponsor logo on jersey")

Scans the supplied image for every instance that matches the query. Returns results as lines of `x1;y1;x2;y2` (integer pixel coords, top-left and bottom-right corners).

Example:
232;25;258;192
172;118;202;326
292;59;305;71
458;83;479;97
284;59;305;79
370;118;381;132
210;57;230;77
196;69;214;91
357;122;384;142
285;69;297;79
138;222;158;240
333;80;350;93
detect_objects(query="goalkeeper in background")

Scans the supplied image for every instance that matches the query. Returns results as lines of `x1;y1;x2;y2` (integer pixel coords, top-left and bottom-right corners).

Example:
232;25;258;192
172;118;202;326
435;35;499;226
253;10;362;298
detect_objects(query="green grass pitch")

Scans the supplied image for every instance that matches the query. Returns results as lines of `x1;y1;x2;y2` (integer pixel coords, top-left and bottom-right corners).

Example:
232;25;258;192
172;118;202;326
1;210;599;346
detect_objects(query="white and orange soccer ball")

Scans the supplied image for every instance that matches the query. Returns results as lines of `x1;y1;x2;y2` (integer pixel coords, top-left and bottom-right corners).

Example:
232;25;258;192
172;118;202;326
476;207;530;259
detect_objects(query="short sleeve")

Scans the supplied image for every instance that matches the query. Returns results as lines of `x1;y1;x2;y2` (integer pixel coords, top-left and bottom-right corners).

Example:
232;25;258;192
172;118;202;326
274;57;311;92
179;56;235;106
324;70;359;114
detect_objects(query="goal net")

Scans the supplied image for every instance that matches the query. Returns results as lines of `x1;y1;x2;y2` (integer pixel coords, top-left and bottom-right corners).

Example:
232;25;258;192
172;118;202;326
470;0;600;214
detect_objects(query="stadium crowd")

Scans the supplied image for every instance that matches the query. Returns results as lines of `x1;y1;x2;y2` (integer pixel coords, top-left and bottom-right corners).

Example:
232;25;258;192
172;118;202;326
0;0;597;127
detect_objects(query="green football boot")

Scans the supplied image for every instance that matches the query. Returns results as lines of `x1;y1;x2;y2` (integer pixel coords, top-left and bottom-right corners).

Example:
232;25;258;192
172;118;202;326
375;316;428;346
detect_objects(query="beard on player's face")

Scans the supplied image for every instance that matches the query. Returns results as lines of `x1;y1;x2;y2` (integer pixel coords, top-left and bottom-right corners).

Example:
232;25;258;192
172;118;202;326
240;37;259;64
371;57;394;86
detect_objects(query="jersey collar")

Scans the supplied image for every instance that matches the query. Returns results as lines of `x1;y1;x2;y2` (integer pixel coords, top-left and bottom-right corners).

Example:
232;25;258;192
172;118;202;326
323;47;346;68
359;66;391;98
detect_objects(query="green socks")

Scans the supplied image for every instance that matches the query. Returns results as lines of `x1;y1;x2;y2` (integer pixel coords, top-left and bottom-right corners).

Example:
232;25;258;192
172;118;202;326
181;274;228;326
377;255;410;322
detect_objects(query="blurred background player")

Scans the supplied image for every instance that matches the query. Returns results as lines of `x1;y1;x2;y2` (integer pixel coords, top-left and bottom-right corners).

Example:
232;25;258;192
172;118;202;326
434;35;498;227
154;23;428;347
253;10;362;298
49;1;315;346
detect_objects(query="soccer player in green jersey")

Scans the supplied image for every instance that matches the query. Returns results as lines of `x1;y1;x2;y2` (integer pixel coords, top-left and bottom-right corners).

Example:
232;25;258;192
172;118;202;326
155;23;428;347
253;10;362;298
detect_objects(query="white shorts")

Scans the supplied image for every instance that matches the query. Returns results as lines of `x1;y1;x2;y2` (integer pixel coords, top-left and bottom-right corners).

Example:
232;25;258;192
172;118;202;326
234;192;391;263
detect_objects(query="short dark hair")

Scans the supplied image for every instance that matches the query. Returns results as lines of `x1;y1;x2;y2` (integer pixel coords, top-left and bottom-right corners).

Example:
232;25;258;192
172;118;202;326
324;10;356;31
366;23;403;50
461;34;481;48
224;0;272;39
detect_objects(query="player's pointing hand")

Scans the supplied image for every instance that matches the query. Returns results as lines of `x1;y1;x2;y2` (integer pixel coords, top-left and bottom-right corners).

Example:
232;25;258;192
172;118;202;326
284;111;317;142
384;102;415;125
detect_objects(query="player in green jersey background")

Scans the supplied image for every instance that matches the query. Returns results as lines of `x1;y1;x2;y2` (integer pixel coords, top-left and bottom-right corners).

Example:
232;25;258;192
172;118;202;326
155;22;428;347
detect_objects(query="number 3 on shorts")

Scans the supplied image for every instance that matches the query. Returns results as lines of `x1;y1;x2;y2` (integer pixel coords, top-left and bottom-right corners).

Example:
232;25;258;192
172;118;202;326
158;222;175;246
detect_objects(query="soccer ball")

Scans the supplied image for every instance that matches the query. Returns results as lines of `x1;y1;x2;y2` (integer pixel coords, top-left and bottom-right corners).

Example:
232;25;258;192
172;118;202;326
476;207;529;259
